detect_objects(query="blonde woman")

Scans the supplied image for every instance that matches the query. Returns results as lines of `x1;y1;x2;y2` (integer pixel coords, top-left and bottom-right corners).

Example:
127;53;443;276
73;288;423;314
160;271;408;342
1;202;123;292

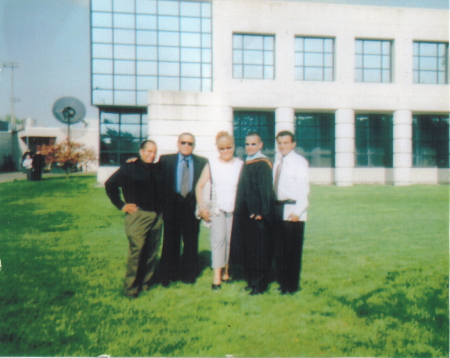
196;132;243;290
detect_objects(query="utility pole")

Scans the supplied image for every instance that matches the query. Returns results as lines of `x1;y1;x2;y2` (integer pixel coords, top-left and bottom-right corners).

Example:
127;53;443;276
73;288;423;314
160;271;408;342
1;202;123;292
2;62;21;131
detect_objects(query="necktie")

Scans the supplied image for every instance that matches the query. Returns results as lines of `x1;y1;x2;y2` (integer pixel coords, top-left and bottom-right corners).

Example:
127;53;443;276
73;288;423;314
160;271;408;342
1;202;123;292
274;157;283;198
181;157;190;197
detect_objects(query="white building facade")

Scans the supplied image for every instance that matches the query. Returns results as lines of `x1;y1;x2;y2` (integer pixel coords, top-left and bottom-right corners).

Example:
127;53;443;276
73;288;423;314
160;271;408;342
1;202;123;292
91;0;449;185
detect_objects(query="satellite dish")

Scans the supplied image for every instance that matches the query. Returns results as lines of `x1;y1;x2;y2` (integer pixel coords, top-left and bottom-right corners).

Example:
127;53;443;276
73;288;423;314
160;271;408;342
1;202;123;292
52;97;86;140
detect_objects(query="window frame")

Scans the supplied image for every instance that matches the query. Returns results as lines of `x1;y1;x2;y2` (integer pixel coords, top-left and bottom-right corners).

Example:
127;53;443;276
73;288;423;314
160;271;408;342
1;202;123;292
232;34;275;80
295;113;335;167
355;39;393;83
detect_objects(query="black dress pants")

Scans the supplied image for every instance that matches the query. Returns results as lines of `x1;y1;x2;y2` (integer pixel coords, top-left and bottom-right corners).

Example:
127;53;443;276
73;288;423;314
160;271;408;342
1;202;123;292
243;219;271;292
275;206;305;293
160;195;200;284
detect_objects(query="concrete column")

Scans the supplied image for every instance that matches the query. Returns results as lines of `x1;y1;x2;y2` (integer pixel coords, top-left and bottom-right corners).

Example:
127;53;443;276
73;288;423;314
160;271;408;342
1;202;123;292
275;107;295;135
393;110;412;186
335;108;355;186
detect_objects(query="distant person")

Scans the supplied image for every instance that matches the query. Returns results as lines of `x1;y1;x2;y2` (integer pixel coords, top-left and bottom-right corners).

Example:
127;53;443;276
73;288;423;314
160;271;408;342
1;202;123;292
105;140;162;298
22;152;33;181
273;131;309;294
195;131;243;290
31;150;46;181
159;133;208;287
230;132;275;295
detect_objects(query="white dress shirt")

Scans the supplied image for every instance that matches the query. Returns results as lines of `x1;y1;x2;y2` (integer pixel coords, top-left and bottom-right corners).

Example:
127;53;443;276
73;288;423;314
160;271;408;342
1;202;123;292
273;150;310;221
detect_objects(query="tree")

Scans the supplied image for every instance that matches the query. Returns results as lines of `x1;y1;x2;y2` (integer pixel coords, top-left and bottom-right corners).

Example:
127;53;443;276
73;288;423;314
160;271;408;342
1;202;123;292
38;139;97;178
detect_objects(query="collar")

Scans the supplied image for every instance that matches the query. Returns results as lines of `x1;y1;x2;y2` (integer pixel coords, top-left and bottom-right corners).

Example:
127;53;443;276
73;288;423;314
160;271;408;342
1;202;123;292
178;153;192;162
246;151;266;162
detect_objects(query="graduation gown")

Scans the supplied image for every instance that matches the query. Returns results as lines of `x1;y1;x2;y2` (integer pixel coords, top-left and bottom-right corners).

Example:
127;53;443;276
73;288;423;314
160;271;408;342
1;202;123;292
230;156;275;274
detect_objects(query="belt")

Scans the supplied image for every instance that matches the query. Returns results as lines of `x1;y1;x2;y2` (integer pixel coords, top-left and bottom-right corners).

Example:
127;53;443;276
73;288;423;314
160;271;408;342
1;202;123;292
275;199;296;205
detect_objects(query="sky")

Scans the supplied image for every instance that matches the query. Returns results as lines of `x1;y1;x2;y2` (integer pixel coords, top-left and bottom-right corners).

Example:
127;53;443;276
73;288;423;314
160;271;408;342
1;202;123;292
0;0;448;129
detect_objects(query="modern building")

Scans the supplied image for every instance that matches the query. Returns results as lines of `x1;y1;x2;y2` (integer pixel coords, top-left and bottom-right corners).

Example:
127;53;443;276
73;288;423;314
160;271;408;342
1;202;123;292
91;0;449;185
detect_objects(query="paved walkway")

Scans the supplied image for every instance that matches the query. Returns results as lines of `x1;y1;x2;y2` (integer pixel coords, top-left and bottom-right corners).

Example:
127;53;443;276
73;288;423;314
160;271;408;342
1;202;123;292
0;171;95;183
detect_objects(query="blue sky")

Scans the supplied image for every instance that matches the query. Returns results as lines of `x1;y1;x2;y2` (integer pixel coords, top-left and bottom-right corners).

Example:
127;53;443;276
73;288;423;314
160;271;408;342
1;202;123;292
0;0;448;128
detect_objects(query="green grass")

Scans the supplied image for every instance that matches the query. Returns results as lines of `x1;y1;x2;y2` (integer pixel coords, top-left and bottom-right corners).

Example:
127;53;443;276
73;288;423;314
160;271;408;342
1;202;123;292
0;175;448;357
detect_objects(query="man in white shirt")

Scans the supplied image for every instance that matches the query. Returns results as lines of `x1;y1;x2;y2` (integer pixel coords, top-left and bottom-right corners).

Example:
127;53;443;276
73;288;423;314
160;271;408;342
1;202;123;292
273;131;310;294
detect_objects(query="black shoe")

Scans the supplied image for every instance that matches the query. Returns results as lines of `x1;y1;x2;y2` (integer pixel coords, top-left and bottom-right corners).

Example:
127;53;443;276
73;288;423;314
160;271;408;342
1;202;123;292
222;277;232;283
161;281;170;288
212;284;221;291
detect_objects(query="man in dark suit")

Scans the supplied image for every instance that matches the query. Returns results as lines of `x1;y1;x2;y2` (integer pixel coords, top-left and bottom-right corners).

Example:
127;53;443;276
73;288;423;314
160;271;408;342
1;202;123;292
159;133;208;286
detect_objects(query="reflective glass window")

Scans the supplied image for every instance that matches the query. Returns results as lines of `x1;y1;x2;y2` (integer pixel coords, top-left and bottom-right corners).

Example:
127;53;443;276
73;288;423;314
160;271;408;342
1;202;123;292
233;34;274;80
136;0;157;14
355;39;392;83
92;28;113;43
114;0;134;13
93;44;113;59
99;108;148;166
413;115;449;167
355;114;393;167
92;0;112;12
136;15;157;30
413;41;448;84
92;0;213;106
295;113;335;167
92;12;112;27
114;13;135;28
295;37;334;82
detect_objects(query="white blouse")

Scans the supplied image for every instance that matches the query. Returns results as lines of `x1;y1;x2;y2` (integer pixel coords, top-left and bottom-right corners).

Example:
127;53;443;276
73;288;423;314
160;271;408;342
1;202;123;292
209;156;243;213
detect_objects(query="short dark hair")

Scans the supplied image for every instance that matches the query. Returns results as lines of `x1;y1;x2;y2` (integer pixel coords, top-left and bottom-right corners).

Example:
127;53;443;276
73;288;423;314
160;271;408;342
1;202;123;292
246;131;262;141
140;139;157;150
276;131;296;143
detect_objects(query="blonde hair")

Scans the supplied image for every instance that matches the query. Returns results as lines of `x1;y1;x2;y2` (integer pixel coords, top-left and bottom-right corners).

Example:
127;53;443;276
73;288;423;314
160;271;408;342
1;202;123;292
215;131;234;145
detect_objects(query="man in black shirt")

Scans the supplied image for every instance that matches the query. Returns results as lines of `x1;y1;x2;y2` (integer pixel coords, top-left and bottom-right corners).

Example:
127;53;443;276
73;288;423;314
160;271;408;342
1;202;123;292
105;140;162;298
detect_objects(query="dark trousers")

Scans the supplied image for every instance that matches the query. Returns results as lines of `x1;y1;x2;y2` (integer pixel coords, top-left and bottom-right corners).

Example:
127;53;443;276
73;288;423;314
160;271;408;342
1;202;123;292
243;219;271;292
160;195;200;284
124;210;162;296
275;206;305;292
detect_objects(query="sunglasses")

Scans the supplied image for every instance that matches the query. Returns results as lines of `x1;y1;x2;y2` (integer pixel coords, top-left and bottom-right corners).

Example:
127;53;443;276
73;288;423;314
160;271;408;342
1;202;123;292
219;147;233;151
245;143;258;146
180;141;194;146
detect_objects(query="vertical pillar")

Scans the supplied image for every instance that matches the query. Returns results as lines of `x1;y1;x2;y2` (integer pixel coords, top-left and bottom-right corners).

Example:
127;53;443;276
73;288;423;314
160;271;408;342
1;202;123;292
275;107;295;135
335;109;355;186
393;110;412;186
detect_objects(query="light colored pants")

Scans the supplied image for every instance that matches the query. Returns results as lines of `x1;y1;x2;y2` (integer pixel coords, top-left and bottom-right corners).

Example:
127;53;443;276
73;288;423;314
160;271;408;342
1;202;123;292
210;210;234;268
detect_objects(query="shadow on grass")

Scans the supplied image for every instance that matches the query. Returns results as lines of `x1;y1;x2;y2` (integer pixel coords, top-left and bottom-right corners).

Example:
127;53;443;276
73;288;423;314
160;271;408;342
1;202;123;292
335;269;449;356
0;243;91;356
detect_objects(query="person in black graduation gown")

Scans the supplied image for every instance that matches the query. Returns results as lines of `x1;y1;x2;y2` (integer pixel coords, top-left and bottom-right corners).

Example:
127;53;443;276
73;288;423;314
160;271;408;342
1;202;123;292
230;132;275;295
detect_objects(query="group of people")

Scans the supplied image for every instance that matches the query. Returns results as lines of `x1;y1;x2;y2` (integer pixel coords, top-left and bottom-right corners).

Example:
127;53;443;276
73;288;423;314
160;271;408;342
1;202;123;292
105;130;309;298
22;151;46;181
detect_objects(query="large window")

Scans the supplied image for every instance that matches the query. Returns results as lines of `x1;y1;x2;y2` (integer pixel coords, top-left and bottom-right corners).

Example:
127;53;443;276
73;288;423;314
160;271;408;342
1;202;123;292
413;42;448;84
91;0;212;106
413;115;449;168
233;111;275;160
355;39;392;83
295;37;334;81
233;34;275;80
100;107;148;166
295;113;335;167
355;114;393;167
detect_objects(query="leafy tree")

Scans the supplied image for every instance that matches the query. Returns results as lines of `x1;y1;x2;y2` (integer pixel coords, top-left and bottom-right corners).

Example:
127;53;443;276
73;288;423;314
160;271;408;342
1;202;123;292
38;140;97;178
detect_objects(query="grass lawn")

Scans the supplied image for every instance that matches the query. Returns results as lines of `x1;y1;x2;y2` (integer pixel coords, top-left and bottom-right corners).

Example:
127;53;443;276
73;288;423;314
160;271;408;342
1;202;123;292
0;175;448;357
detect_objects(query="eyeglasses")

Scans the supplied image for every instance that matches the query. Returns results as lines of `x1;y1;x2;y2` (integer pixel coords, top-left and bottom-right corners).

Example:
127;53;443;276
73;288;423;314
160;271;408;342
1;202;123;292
180;141;194;146
219;147;233;151
245;143;258;146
